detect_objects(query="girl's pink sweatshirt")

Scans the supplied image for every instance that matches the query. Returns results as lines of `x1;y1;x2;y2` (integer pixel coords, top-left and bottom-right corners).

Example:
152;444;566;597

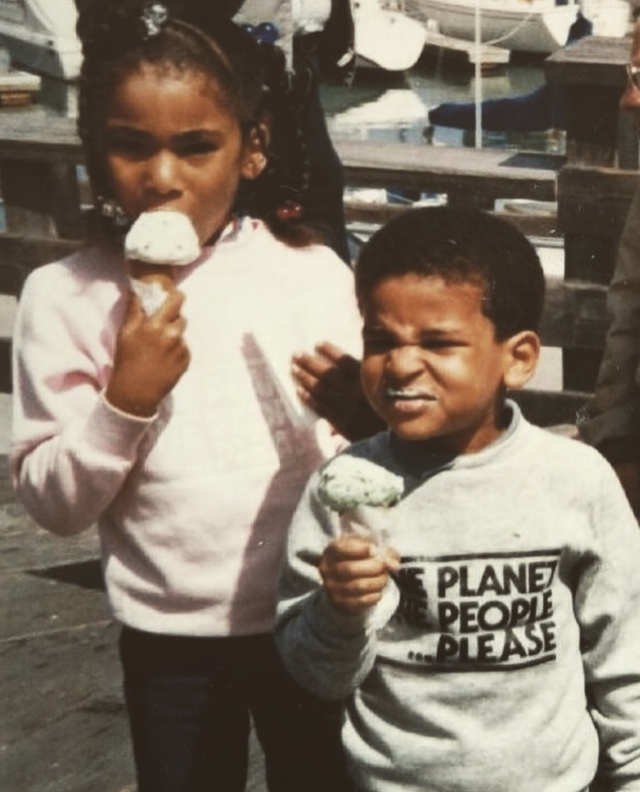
11;218;361;637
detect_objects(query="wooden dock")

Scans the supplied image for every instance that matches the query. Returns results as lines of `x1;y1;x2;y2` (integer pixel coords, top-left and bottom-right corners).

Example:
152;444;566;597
0;478;268;792
334;139;562;204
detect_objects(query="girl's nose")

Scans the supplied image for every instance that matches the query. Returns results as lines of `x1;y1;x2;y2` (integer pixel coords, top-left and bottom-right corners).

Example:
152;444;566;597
145;151;181;197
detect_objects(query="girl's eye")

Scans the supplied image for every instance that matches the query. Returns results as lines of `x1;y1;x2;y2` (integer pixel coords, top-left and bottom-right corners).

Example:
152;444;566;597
179;140;219;157
106;135;149;159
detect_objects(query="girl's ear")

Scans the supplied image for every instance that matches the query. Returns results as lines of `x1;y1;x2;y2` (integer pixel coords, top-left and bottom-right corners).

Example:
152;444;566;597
502;330;541;390
241;121;270;181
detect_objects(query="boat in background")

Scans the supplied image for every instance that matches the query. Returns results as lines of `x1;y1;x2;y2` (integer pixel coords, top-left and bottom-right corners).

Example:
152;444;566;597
0;0;426;81
0;0;80;79
353;0;426;70
404;0;629;54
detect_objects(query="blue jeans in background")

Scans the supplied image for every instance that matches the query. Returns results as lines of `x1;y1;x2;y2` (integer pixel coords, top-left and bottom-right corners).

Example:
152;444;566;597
119;627;353;792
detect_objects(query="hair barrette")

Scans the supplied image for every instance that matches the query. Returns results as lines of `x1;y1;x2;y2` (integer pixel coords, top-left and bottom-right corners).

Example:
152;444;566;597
276;199;304;222
98;197;130;228
140;2;169;39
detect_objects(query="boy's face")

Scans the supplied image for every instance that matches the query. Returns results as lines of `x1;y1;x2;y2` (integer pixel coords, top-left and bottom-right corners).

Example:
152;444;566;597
360;273;535;454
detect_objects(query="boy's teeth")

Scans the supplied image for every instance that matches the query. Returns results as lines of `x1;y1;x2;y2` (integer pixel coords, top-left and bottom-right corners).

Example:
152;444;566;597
388;389;419;398
386;388;434;400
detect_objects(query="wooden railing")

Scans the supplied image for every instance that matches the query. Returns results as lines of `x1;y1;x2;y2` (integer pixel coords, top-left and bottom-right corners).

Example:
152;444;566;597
0;35;636;431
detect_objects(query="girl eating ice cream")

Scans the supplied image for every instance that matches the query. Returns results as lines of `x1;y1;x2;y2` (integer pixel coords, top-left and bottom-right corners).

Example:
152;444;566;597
10;2;360;790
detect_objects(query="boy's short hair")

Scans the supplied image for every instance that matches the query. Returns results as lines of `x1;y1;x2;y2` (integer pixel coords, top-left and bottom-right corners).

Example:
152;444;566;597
355;206;545;341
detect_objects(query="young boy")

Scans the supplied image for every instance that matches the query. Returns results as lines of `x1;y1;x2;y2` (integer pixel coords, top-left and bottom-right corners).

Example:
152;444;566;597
275;207;640;792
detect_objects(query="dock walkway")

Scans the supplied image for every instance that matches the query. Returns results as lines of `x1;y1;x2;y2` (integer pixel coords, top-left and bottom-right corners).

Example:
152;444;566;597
0;453;267;792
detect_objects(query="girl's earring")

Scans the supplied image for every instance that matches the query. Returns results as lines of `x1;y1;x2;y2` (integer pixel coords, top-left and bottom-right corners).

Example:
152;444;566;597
98;197;129;228
246;153;267;178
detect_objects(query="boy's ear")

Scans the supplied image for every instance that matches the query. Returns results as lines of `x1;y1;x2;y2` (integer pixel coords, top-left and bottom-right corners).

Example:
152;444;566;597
241;121;270;181
502;330;541;390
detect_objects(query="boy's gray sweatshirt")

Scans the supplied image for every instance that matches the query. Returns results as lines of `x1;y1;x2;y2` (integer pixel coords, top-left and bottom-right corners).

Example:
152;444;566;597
276;404;640;792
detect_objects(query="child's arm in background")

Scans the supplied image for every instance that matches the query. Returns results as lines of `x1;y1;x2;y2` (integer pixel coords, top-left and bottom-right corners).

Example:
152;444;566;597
275;475;399;700
11;266;188;536
292;341;384;441
577;457;640;791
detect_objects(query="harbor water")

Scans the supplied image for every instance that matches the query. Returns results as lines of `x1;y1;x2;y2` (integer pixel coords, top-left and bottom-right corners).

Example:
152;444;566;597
320;54;562;153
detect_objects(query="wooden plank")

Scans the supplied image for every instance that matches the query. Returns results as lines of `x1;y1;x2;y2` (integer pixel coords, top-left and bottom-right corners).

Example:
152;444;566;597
0;111;79;162
546;37;631;169
335;140;562;202
0;159;83;238
558;164;637;236
541;278;609;350
544;36;629;89
0;234;80;289
344;200;562;238
0;70;41;93
0;112;564;205
0;112;562;204
0;338;10;393
0;112;564;233
558;164;637;283
510;388;590;428
0;69;41;108
0;233;80;263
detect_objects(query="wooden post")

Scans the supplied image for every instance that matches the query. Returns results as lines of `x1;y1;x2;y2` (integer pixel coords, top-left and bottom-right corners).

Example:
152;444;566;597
0;113;84;239
0;159;83;238
545;35;637;392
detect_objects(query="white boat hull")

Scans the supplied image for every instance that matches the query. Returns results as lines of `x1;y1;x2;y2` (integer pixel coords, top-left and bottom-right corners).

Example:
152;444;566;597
405;0;628;53
353;0;426;70
0;0;427;80
0;0;81;79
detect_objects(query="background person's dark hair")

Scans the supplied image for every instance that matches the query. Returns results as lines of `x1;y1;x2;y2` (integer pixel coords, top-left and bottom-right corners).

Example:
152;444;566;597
76;0;323;249
355;206;546;341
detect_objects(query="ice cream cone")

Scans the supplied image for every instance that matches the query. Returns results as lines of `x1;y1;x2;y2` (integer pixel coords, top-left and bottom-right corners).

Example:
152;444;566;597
124;210;201;315
339;504;391;549
128;260;176;316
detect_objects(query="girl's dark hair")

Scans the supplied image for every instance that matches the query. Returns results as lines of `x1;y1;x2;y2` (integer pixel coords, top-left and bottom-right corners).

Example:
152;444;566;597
355;206;545;341
76;0;323;248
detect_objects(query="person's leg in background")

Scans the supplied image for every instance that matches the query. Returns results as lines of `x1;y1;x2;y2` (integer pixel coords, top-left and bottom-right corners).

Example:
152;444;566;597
248;634;354;792
119;628;252;792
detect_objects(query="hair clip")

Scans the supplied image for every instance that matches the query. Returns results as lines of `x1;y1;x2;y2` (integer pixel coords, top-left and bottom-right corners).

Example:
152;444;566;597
276;200;304;222
98;197;130;228
140;2;169;39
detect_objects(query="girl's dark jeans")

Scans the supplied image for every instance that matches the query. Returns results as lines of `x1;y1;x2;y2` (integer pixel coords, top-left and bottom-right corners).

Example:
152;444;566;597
119;627;353;792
